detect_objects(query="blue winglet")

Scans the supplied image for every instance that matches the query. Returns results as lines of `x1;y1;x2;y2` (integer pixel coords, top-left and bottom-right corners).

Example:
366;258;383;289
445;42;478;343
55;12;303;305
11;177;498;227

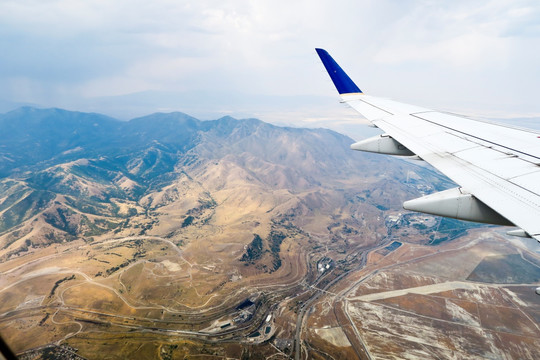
315;48;362;95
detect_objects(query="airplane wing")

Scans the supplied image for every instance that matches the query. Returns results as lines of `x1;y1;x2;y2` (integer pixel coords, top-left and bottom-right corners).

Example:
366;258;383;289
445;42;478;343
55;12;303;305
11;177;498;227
316;48;540;242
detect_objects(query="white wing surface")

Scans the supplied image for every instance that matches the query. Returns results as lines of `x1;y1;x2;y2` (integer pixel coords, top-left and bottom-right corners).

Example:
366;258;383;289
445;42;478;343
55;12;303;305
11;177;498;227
316;48;540;242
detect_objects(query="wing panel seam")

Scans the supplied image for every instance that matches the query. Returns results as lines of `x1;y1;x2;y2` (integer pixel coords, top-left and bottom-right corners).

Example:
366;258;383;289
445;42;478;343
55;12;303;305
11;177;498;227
409;113;540;161
445;131;540;167
345;98;394;117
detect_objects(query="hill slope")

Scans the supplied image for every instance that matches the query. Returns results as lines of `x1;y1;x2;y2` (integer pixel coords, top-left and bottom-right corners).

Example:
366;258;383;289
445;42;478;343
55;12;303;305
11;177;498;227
0;107;431;260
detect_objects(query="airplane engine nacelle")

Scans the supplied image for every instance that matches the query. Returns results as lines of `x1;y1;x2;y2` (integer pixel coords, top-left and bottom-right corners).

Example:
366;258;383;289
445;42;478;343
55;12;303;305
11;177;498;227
350;134;414;156
403;187;513;226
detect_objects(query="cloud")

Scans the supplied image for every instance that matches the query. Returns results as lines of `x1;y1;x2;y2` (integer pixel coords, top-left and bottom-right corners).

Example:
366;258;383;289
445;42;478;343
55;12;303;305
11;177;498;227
371;1;533;69
1;0;540;131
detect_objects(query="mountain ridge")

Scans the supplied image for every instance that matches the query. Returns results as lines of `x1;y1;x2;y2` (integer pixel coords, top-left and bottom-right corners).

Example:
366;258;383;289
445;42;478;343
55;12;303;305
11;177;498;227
0;107;352;176
1;106;397;258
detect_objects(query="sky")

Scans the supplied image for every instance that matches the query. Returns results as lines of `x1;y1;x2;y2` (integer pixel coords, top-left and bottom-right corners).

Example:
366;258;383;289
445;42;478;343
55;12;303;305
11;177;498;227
1;0;540;138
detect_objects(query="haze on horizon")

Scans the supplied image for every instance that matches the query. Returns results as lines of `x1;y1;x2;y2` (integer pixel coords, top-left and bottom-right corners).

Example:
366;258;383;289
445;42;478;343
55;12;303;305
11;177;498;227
1;0;540;137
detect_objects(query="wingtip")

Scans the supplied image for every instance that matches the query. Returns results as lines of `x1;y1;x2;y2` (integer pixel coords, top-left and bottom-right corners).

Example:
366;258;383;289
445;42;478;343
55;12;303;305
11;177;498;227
315;48;362;95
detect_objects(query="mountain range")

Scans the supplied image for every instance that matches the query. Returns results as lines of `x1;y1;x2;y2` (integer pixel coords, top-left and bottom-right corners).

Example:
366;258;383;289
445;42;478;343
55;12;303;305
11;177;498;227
0;106;439;260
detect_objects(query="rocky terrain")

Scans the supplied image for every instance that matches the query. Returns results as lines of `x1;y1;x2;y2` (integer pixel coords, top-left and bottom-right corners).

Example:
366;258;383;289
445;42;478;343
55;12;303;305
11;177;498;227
0;107;538;359
0;107;414;257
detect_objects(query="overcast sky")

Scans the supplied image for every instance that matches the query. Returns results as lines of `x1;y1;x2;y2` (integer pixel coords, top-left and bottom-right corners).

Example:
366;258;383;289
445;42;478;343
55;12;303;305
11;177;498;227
1;0;540;137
